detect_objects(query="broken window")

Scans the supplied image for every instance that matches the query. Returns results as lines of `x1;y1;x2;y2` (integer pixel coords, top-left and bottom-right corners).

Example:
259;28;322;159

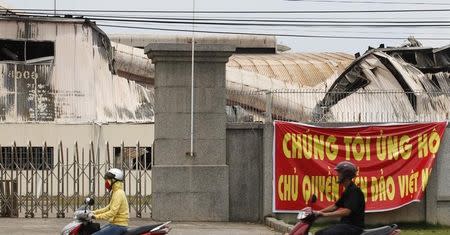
113;147;152;170
26;41;54;62
0;39;54;62
0;40;24;61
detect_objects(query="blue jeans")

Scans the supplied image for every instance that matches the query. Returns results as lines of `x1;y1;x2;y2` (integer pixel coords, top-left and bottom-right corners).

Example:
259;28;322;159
92;224;128;235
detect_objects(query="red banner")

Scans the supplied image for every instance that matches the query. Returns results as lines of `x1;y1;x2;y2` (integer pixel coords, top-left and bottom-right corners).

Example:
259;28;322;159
274;121;447;213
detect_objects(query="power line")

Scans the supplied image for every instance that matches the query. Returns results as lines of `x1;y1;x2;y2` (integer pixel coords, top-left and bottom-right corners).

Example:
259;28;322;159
3;11;448;39
283;27;449;35
106;20;448;36
9;11;450;22
81;17;450;28
59;18;450;28
7;12;450;27
288;0;450;6
8;8;450;14
97;23;450;40
107;20;448;37
10;11;450;25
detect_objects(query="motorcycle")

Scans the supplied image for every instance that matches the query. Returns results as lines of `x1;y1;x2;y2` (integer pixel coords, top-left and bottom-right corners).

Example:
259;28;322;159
289;195;401;235
61;197;171;235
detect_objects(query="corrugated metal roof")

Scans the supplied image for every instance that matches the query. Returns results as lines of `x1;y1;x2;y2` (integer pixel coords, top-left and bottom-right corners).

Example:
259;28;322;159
315;47;450;122
228;52;353;87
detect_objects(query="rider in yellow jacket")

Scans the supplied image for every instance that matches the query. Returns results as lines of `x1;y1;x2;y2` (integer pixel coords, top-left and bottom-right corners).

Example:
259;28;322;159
91;168;129;235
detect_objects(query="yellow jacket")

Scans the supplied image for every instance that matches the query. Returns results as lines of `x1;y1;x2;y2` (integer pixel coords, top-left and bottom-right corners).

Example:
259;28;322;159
93;181;129;226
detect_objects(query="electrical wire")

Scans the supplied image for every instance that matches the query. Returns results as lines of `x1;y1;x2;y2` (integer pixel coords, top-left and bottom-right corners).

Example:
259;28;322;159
108;20;449;37
9;11;450;25
3;10;449;40
6;11;449;22
5;12;450;27
97;23;450;40
61;18;450;27
287;0;450;6
7;8;450;14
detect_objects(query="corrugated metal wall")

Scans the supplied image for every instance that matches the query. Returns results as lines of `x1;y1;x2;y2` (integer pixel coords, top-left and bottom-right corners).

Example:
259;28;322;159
0;19;153;123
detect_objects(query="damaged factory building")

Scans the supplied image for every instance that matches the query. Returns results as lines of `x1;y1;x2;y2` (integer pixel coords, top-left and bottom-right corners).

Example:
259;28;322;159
0;14;155;171
314;40;450;122
0;10;449;218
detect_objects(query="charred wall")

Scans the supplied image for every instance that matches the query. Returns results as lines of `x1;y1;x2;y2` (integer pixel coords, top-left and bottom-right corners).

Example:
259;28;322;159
0;17;154;123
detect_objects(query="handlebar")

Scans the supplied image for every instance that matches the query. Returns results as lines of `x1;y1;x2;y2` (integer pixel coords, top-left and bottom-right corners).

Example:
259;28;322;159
73;204;93;222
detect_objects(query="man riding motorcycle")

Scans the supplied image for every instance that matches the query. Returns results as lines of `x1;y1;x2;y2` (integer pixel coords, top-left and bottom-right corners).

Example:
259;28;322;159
89;168;130;235
314;161;365;235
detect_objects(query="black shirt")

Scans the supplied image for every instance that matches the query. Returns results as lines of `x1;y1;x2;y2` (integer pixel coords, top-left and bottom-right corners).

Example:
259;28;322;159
335;182;365;228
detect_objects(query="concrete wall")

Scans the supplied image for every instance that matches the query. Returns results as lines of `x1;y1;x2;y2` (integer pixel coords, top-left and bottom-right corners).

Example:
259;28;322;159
0;123;154;155
227;122;450;225
434;127;450;225
146;43;235;221
227;123;264;222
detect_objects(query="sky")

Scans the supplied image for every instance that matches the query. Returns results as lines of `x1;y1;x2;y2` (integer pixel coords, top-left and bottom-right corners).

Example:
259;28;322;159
2;0;450;53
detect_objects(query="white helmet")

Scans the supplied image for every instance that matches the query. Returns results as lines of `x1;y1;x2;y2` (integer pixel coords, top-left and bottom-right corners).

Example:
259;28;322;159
104;168;124;181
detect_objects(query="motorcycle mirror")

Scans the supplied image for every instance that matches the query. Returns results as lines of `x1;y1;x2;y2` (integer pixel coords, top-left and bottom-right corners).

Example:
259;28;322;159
85;197;95;206
311;194;317;203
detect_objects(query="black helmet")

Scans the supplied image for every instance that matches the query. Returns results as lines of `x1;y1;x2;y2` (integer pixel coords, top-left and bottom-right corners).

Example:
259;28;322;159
334;161;357;183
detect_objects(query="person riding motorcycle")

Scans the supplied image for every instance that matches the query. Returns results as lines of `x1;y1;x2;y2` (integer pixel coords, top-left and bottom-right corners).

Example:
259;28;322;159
89;168;130;235
314;161;365;235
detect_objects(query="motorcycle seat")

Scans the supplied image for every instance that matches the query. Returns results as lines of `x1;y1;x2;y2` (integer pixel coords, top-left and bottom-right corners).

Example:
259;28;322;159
361;225;397;235
124;224;161;235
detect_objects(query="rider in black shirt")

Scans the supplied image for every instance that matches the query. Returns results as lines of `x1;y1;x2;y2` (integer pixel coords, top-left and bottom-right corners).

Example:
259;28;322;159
315;161;365;235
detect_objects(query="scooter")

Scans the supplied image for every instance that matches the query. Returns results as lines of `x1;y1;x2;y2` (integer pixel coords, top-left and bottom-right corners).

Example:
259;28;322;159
289;195;401;235
61;197;171;235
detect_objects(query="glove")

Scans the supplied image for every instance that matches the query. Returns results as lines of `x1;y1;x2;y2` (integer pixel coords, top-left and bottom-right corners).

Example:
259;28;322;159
88;212;95;220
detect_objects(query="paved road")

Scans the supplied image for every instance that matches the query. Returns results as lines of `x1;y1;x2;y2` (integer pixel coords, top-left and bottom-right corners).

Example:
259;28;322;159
0;218;282;235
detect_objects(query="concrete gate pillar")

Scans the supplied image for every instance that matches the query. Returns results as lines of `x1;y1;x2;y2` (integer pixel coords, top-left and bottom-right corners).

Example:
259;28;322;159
145;43;235;221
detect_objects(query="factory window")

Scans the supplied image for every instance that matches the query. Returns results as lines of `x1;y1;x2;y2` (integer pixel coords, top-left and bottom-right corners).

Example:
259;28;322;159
113;147;152;170
0;40;25;61
0;39;54;62
0;146;54;170
26;41;54;61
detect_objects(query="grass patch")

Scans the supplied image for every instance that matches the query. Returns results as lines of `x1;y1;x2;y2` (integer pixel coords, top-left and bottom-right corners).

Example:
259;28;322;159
309;222;450;235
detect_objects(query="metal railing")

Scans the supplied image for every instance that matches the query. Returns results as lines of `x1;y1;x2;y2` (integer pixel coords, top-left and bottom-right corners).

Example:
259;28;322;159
226;89;450;123
0;141;152;218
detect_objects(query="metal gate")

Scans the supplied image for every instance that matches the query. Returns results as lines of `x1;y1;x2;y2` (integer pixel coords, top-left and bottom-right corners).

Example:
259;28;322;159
0;141;152;218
